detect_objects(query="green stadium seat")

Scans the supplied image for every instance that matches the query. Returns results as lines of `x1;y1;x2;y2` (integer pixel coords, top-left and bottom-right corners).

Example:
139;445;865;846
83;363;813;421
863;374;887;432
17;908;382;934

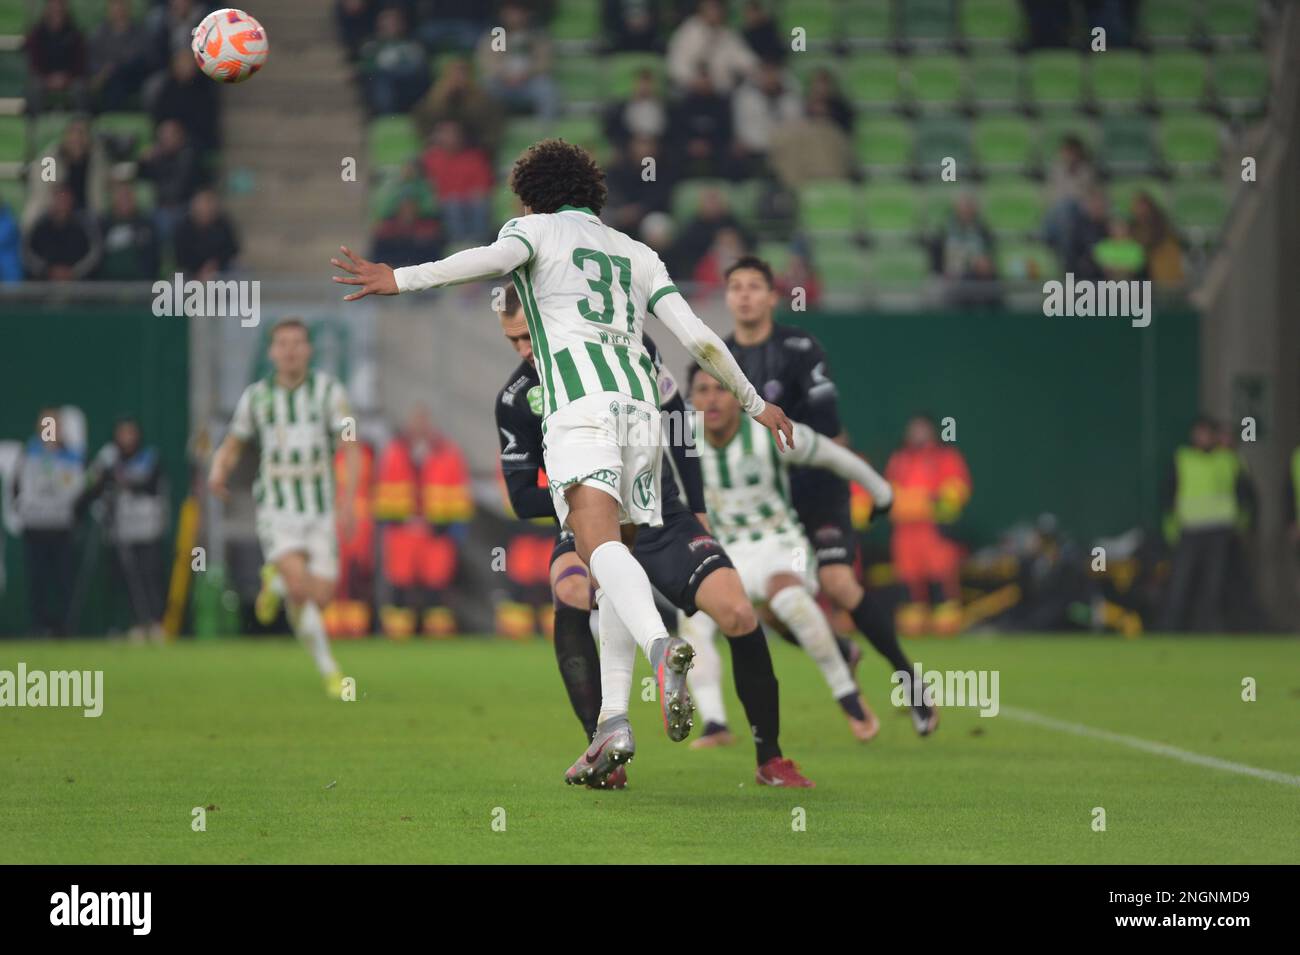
756;241;794;275
0;176;24;213
606;54;665;99
1090;50;1148;111
0;116;24;165
499;118;549;169
998;240;1059;281
961;0;1021;45
70;1;111;26
856;116;914;173
1158;112;1221;171
1141;0;1200;46
547;116;605;160
95;112;152;158
370;171;438;222
1026;51;1087;109
550;0;599;44
671;179;733;222
798;181;863;234
1213;51;1269;115
973;115;1038;172
968;55;1023;110
862;182;926;237
0;49;24;99
788;54;843;90
31;112;76;155
812;242;871;291
1108;178;1171;215
1100;114;1157;173
1171;178;1230;242
368;116;420;169
914;115;972;175
1204;0;1259;46
0;2;27;34
1039;112;1100;156
841;0;893;46
493;182;522;225
554;57;606;108
980;179;1044;236
1150;51;1209;107
908;54;965;112
842;56;906;110
898;0;956;46
784;1;839;45
867;243;931;284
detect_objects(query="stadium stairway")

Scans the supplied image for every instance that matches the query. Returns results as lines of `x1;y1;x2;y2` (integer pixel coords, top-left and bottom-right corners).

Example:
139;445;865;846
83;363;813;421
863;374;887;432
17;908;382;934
220;1;366;275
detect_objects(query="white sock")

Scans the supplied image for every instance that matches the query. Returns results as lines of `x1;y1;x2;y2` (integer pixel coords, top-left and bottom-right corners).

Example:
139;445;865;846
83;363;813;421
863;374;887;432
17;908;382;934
294;601;338;677
595;589;636;725
680;610;727;727
769;586;856;699
588;540;668;660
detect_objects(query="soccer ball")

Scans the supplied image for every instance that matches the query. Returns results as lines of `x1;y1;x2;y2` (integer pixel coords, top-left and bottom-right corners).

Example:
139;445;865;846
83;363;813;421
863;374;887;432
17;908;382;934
191;8;269;84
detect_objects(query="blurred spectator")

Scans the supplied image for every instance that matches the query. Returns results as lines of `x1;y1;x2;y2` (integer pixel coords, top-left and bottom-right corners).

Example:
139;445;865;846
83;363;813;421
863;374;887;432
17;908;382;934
360;7;432;115
1068;187;1112;278
1022;0;1072;47
137;119;203;240
807;67;854;135
605;135;675;234
934;192;1001;307
151;50;221;153
0;196;21;282
639;209;675;256
77;417;169;641
1091;218;1145;281
768;95;856;188
775;249;821;307
741;0;784;62
667;0;757;93
668;187;752;276
1042;135;1098;269
668;66;733;178
413;57;506;156
733;60;802;171
691;225;749;292
89;0;150;112
415;0;489;52
11;408;84;637
602;67;668;150
1130;191;1185;286
23;117;110;230
335;0;378;62
1084;0;1138;48
372;195;444;266
23;185;101;280
97;182;161;280
420;120;493;242
603;0;663;51
173;188;239;278
476;2;558;120
145;0;206;73
25;0;88;114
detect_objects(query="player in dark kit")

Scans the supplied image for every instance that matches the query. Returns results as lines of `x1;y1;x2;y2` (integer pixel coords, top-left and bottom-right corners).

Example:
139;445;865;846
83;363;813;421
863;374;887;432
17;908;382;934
722;256;938;736
494;286;814;788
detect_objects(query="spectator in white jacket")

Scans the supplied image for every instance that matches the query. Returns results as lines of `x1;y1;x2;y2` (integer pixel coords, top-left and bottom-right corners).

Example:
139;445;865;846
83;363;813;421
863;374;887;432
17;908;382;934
666;0;758;93
732;59;802;168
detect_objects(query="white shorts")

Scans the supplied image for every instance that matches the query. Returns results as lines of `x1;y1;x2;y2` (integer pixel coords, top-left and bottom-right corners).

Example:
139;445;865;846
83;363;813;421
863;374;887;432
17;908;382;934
255;511;339;581
543;393;664;530
726;529;819;603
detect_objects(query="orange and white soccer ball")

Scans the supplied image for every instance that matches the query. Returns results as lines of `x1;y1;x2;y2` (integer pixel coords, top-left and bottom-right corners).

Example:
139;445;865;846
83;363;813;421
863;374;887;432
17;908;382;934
191;8;269;84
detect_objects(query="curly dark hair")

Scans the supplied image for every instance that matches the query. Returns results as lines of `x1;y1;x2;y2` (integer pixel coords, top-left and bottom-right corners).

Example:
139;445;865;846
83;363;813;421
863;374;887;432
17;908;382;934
508;138;607;215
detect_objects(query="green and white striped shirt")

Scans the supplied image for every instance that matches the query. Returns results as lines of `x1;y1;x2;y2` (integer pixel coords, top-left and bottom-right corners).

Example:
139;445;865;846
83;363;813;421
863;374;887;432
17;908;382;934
699;418;823;547
229;371;351;518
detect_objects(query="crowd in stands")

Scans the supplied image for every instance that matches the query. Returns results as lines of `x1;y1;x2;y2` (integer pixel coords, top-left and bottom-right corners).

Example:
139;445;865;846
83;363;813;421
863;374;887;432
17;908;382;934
1;0;240;282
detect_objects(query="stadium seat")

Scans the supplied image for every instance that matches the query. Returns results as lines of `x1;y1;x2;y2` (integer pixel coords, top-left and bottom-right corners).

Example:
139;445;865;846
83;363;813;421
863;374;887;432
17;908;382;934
961;0;1021;45
31;112;74;155
788;54;843;90
784;0;838;45
914;115;972;175
550;0;599;44
998;240;1060;280
1204;0;1260;46
0;3;26;34
841;0;893;47
1108;177;1171;215
95;112;152;159
1038;112;1100;156
1026;51;1087;109
812;242;871;291
499;118;549;171
671;179;733;222
0;115;23;168
1100;114;1157;174
968;55;1023;111
1158;112;1221;171
842;56;906;110
856;116;914;174
606;54;665;99
867;243;931;284
907;54;966;112
973;114;1038;172
1171;178;1230;243
1090;50;1148;111
1150;51;1209;108
898;0;957;46
493;182;522;224
798;181;863;234
1213;51;1269;116
546;116;604;159
756;241;794;275
0;49;23;99
368;116;420;170
0;176;24;212
980;179;1044;236
1140;0;1201;46
554;57;606;110
862;182;926;237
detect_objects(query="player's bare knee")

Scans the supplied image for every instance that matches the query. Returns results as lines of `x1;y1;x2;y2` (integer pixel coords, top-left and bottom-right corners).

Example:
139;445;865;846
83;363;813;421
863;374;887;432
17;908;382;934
716;599;757;637
821;565;862;608
553;574;591;611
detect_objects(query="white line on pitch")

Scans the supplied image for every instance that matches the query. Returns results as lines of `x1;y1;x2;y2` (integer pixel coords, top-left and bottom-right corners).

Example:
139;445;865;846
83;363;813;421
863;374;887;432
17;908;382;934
1000;706;1300;789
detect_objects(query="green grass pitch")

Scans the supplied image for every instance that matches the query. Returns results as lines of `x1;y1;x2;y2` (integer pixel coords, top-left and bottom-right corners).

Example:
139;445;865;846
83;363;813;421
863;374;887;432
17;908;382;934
1;635;1297;864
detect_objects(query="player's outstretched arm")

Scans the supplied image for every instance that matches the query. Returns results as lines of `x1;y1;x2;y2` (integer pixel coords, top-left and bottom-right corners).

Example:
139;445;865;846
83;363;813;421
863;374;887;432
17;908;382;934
331;237;530;301
796;424;894;509
207;434;244;501
652;290;795;451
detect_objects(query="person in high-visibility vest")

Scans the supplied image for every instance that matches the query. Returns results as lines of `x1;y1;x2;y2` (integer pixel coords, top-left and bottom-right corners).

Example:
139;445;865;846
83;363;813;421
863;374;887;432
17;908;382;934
1160;416;1253;631
884;415;971;636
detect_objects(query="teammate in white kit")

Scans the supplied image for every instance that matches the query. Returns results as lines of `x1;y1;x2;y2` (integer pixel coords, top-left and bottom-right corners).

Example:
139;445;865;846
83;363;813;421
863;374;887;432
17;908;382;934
331;139;794;783
684;365;896;740
208;319;359;698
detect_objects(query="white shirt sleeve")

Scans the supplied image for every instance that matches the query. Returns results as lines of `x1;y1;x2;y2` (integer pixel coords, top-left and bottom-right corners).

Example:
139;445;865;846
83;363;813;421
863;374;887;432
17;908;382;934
229;386;255;442
793;424;893;507
393;229;532;293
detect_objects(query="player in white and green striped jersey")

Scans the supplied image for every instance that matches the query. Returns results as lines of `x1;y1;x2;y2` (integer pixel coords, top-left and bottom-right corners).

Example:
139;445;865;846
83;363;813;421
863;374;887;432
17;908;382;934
685;364;896;742
208;319;360;699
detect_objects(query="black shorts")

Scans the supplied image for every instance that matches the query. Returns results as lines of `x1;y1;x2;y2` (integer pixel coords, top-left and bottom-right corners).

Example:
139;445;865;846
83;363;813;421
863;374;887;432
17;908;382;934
795;497;858;568
548;509;733;616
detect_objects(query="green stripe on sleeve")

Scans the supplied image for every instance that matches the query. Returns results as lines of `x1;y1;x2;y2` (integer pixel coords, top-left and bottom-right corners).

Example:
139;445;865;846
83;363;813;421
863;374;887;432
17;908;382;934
586;342;619;392
501;232;534;262
614;346;644;402
554;348;586;403
647;285;680;315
